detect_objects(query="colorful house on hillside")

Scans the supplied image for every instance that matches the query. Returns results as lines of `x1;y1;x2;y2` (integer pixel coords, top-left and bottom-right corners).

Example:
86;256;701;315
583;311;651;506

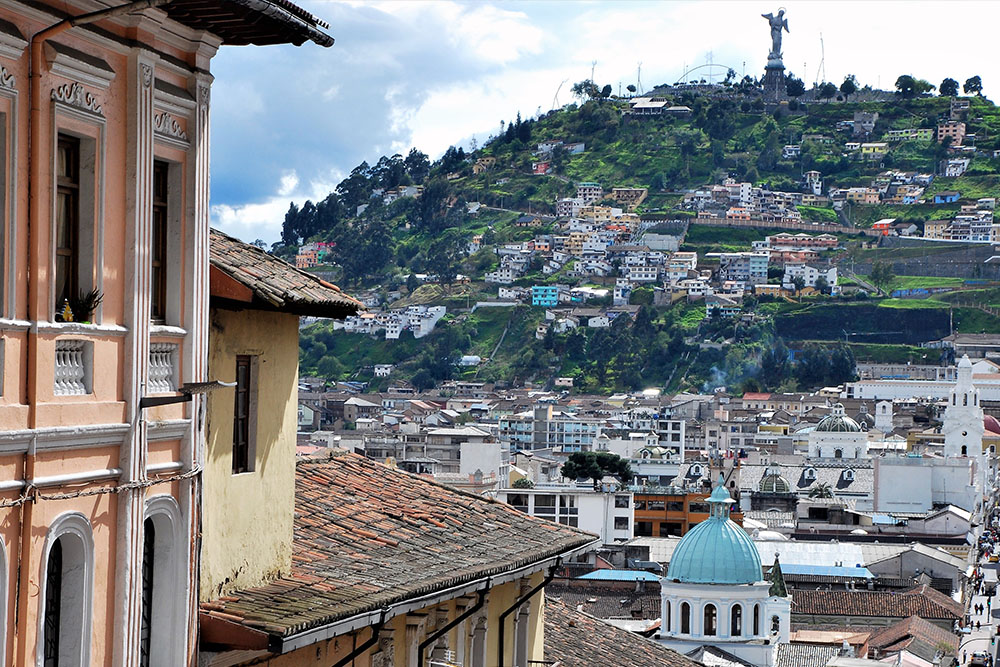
0;0;332;664
934;191;961;204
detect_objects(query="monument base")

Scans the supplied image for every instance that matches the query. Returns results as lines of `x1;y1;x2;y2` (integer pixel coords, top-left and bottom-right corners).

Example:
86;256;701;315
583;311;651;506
762;64;786;102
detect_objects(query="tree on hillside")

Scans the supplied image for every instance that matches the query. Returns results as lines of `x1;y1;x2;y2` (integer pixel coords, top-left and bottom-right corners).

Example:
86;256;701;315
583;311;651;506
404;148;431;184
895;75;934;98
815;276;830;295
791;275;806;295
626;84;637;94
600;84;613;99
571;79;599;101
425;231;465;286
839;75;858;100
964;75;983;95
869;260;896;294
818;82;838;102
561;451;633;487
939;77;960;97
785;73;806;98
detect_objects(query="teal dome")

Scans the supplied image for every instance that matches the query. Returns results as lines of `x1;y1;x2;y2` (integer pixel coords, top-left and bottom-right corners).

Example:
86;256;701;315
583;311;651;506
666;477;763;585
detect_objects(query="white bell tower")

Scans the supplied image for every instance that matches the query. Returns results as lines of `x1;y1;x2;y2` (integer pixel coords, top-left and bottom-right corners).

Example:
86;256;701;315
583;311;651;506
943;355;984;459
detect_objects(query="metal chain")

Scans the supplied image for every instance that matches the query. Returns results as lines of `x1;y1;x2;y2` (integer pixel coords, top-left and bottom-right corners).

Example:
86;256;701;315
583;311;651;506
0;467;201;506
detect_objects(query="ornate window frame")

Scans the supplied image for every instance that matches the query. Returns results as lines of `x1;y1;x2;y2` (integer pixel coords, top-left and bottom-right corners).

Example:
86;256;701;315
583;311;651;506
35;511;95;667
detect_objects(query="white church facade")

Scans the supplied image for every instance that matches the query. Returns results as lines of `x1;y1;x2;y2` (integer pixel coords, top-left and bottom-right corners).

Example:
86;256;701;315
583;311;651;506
658;476;791;666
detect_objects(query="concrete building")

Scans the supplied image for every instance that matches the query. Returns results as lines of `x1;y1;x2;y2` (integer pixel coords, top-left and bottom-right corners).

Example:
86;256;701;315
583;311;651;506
718;252;769;286
497;485;634;545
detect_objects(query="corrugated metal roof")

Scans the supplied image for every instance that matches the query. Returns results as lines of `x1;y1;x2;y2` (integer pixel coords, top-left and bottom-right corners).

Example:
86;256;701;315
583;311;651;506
779;564;874;579
577;569;659;582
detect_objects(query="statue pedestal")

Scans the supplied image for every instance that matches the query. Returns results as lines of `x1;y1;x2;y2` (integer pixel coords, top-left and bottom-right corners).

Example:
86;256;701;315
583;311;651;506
762;61;786;102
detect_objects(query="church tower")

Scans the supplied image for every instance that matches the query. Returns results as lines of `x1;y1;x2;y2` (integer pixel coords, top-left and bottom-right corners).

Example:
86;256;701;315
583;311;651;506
942;355;984;458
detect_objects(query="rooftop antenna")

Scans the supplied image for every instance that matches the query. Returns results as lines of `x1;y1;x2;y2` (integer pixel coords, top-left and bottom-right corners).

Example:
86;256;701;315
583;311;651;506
814;32;826;85
552;78;568;110
637;61;643;94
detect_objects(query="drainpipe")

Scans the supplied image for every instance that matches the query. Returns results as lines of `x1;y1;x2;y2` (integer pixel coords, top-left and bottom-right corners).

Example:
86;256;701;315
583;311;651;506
13;2;172;663
417;588;487;667
329;609;387;667
497;560;560;667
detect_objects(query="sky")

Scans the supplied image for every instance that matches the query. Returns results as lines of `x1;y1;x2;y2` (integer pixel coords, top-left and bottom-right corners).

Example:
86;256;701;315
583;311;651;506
209;0;1000;245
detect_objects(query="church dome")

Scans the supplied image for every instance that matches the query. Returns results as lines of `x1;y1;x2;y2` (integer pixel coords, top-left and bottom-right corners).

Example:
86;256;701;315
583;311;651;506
759;472;791;493
815;403;862;433
986;415;1000;435
666;478;763;585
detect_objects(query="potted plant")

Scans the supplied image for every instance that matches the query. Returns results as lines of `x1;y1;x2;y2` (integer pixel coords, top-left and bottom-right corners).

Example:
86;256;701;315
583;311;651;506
65;288;104;323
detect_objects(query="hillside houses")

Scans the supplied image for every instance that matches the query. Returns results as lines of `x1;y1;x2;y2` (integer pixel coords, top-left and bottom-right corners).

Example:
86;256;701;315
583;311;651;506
334;305;447;340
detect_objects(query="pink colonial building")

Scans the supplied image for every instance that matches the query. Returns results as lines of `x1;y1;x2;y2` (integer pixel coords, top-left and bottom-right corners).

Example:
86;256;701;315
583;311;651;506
0;1;331;666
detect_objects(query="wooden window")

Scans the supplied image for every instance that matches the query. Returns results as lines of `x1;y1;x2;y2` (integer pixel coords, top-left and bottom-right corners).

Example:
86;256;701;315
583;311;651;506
150;161;168;322
232;355;252;474
55;135;80;311
139;518;155;666
43;539;63;666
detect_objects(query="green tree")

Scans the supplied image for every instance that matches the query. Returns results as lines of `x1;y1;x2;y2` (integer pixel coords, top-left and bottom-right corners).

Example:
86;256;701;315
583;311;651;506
895;75;917;98
785;74;806;98
869;260;895;294
939;77;959;97
808;482;833;498
818;82;838;102
839;75;858;100
964;75;983;95
815;276;829;295
511;478;534;489
791;275;806;295
626;84;637;94
561;452;633;487
571;79;599;101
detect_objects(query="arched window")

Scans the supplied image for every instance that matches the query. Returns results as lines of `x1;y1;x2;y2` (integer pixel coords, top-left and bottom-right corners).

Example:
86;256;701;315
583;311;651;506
704;604;717;636
680;602;691;634
843;469;855;481
665;601;671;634
38;513;94;667
804;468;816;481
753;604;761;635
834;449;843;459
731;604;743;637
962;445;968;456
143;495;186;666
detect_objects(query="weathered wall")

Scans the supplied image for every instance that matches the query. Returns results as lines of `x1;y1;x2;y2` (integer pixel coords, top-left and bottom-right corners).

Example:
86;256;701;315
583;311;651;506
201;307;299;600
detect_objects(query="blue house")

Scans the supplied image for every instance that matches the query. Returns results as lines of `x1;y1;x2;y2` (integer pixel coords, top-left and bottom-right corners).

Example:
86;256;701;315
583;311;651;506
532;285;560;307
934;191;960;204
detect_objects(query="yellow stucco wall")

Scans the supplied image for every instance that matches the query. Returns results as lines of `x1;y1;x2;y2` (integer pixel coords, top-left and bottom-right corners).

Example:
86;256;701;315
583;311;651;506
247;574;550;667
200;307;299;601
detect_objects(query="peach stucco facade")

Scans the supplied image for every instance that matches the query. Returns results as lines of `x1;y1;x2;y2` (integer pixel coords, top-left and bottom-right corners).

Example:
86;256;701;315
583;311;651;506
0;0;217;664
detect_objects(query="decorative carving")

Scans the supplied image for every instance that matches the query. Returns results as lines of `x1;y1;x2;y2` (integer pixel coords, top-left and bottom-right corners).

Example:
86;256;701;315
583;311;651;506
51;82;102;115
371;629;395;667
141;64;152;88
153;111;188;141
198;84;210;110
0;66;14;90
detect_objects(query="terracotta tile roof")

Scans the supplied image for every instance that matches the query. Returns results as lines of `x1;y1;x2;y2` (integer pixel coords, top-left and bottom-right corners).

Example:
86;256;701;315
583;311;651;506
867;614;958;661
775;644;842;667
201;451;595;639
543;599;701;667
790;586;962;621
209;228;362;318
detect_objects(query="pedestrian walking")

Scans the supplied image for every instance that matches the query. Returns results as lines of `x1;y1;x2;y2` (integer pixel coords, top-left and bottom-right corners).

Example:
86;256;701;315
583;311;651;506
978;620;982;630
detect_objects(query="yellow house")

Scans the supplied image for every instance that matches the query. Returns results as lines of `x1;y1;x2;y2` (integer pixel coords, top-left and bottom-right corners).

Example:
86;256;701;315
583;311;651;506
198;231;597;665
201;229;361;600
861;142;889;160
924;220;949;239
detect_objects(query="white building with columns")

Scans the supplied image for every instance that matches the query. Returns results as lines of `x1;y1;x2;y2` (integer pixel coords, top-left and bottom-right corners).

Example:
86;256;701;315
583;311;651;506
807;403;870;459
658;476;791;666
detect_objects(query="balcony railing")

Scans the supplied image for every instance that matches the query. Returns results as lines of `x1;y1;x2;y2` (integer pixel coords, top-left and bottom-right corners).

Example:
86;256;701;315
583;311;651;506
54;339;90;395
148;343;178;394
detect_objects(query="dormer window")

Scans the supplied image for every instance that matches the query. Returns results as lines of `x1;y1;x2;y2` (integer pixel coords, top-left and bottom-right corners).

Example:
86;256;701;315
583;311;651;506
690;464;703;476
804;467;816;481
843;469;855;481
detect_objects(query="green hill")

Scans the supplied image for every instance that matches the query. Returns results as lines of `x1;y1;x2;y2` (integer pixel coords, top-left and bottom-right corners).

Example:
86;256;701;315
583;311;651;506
287;85;1000;393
